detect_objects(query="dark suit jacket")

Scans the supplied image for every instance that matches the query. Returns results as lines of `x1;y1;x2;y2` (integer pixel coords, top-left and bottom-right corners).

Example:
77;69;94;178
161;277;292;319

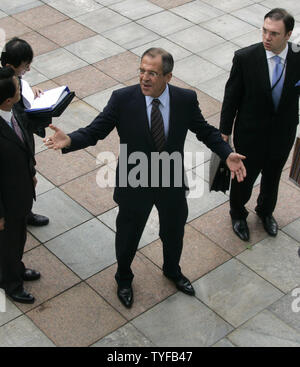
64;84;233;205
220;42;300;159
0;115;36;219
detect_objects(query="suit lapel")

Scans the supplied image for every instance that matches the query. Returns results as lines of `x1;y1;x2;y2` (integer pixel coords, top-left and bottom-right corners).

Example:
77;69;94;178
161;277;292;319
256;43;274;110
0;115;27;151
277;43;297;111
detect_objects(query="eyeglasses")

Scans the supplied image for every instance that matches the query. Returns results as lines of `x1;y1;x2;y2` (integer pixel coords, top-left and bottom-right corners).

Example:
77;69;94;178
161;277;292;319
138;68;161;78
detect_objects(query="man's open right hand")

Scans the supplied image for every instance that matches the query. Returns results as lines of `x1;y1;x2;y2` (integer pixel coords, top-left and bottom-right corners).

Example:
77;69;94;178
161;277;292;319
43;124;71;150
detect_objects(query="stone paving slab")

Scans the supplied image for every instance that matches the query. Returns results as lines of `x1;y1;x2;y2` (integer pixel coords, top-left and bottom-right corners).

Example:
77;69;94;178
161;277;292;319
0;0;299;347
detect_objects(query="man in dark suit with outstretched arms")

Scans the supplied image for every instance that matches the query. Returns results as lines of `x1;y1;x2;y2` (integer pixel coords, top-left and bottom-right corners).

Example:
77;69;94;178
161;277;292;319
45;48;246;308
220;8;300;241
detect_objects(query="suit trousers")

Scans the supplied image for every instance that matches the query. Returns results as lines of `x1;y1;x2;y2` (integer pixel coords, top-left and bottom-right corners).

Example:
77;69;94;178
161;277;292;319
229;153;289;220
0;216;27;294
114;188;188;287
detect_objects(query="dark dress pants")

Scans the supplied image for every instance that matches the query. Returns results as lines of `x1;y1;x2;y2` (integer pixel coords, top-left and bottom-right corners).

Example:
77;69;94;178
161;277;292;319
0;216;27;295
230;153;289;220
115;188;188;287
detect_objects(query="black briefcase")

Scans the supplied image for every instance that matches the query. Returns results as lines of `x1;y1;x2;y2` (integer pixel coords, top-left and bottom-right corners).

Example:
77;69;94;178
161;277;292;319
289;137;300;187
209;151;231;193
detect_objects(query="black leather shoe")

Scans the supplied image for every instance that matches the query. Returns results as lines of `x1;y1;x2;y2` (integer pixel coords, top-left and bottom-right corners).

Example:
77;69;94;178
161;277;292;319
165;274;195;296
27;213;49;226
258;214;278;237
232;219;249;241
9;288;35;304
117;286;133;308
23;269;41;281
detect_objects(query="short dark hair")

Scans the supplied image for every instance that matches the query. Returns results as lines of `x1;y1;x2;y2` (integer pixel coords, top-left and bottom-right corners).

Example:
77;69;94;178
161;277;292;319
1;37;34;68
141;48;174;75
0;67;17;104
264;8;295;34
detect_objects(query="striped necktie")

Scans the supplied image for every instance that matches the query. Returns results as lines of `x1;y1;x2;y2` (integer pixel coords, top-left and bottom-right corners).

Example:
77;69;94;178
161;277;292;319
151;98;165;152
11;114;24;142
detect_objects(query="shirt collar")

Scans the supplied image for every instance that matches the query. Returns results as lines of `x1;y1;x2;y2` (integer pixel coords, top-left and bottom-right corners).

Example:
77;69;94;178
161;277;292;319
0;109;12;124
266;43;288;61
145;84;169;108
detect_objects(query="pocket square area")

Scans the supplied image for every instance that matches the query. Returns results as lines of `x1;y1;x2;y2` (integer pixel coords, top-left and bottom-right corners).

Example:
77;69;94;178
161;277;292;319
295;80;300;87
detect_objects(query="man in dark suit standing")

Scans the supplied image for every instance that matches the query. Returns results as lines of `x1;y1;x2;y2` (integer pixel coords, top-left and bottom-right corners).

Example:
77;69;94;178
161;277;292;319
0;67;41;304
44;48;246;308
220;8;300;241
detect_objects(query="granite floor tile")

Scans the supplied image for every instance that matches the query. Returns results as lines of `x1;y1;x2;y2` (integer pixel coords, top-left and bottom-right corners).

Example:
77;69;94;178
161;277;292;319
190;202;268;256
247;181;300;228
173;55;225;87
281;168;300;193
83;84;124;111
109;0;162;20
227;310;300;347
60;168;116;216
53;65;118;99
132;38;192;62
35;148;99;186
149;0;194;10
24;232;40;252
282;218;300;242
268;291;300;334
93;51;140;83
0;297;22;328
186;181;229;222
87;253;177;320
47;0;102;18
20;31;59;56
45;218;116;279
35;172;55;196
237;232;300;293
171;0;224;24
213;338;235;347
16;246;81;312
201;14;256;40
137;11;193;37
0;0;42;15
198;42;239;72
261;0;300;15
168;26;225;54
196;72;229;102
27;283;126;347
84;127;120;163
206;112;221;129
22;67;48;87
132;292;233;347
200;0;254;12
140;224;231;282
31;79;59;93
231;28;262;48
98;205;160;248
91;323;154;347
38;19;96;47
33;48;88;79
75;7;131;34
65;35;125;64
0;315;55;347
13;5;68;30
193;258;283;327
53;100;99;134
102;22;160;50
171;77;221;118
0;16;31;39
28;188;93;242
232;3;271;28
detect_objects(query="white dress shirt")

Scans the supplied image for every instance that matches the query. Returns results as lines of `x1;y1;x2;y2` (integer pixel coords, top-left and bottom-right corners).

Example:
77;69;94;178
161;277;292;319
265;44;288;87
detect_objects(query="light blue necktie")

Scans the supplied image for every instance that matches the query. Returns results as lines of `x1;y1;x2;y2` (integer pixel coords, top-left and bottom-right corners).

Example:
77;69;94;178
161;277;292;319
271;55;284;110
